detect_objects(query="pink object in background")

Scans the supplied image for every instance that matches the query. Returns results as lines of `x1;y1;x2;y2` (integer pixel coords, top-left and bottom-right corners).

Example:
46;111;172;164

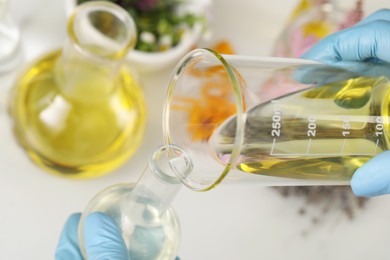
290;28;320;58
263;0;364;100
338;0;364;30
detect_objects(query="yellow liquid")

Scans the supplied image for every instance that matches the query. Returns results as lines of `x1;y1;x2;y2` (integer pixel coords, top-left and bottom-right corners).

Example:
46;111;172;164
211;76;390;181
9;51;146;178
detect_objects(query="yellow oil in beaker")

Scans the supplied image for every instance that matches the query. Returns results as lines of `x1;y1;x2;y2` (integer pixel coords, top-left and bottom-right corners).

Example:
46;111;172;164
211;76;390;181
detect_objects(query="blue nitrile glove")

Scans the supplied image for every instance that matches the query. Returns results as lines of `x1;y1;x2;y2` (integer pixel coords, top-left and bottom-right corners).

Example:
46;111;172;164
301;9;390;78
301;8;390;197
55;212;129;260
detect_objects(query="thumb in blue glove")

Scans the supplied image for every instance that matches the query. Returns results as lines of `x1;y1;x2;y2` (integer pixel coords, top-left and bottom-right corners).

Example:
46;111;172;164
55;212;128;260
351;151;390;197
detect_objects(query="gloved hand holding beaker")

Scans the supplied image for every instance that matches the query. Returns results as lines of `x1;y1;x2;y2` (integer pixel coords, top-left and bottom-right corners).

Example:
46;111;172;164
55;212;129;260
301;9;390;197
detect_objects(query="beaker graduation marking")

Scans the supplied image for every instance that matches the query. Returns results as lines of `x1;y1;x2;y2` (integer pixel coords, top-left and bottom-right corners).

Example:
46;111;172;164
269;113;383;157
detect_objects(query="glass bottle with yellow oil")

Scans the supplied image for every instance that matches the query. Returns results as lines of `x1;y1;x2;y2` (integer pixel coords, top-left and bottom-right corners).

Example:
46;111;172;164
9;1;146;178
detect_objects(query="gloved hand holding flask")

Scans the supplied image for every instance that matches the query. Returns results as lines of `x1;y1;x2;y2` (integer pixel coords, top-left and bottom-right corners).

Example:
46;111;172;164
55;212;128;260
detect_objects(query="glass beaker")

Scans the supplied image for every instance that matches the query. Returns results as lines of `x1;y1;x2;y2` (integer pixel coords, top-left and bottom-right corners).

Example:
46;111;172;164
78;144;192;259
163;48;390;191
9;1;146;178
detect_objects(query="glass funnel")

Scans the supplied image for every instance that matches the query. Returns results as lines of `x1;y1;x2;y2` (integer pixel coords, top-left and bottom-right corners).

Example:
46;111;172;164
9;1;146;178
163;48;390;191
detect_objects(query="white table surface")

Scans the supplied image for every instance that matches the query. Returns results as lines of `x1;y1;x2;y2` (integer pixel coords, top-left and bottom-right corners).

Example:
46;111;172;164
1;1;390;259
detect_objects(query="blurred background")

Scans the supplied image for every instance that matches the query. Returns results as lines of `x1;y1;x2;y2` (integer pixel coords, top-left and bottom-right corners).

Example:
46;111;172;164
1;0;390;259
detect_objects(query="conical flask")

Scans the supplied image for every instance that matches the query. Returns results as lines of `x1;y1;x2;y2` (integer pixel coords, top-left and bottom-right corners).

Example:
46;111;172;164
9;1;146;178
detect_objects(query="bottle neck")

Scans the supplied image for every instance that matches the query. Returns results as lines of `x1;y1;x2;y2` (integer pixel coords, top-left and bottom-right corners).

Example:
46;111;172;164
126;145;193;217
54;1;137;102
130;164;182;216
55;39;123;101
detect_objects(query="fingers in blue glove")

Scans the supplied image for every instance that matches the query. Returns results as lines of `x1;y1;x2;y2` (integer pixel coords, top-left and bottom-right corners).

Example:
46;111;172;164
293;9;390;86
55;213;83;260
356;8;390;26
84;212;129;260
302;9;390;63
351;150;390;197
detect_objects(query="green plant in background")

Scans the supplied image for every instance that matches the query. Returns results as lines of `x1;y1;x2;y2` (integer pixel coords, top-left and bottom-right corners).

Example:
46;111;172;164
77;0;201;52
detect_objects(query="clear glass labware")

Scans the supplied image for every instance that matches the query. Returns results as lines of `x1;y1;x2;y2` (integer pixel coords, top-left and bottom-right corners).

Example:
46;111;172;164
0;0;22;74
78;145;192;260
9;1;146;178
163;48;390;191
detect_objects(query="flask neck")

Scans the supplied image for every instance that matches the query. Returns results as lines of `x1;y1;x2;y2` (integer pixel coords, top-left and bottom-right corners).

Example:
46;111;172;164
54;1;137;101
55;40;124;100
127;145;193;216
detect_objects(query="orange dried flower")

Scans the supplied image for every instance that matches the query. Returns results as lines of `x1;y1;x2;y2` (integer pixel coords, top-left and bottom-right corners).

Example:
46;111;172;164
212;40;235;54
172;78;238;141
172;40;241;141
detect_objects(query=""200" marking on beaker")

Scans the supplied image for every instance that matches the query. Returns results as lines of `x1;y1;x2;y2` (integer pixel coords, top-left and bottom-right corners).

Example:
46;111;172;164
307;116;317;137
